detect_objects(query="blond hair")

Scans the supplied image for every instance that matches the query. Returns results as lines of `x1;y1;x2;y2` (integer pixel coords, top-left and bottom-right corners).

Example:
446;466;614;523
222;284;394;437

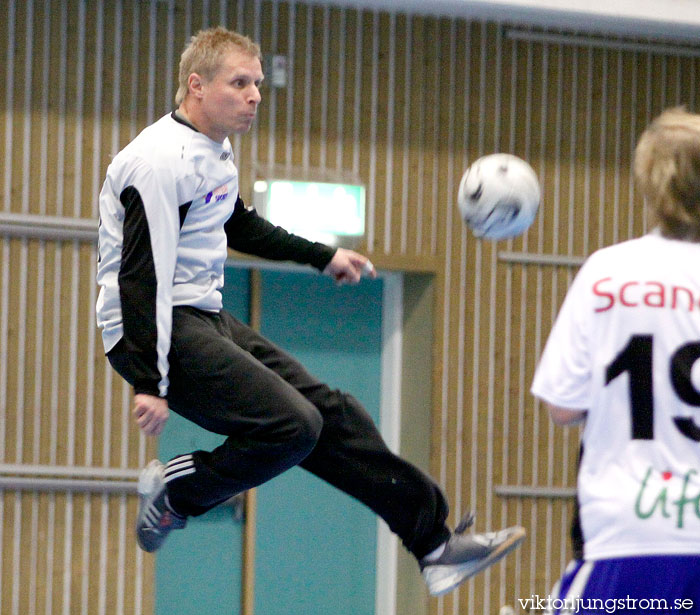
175;27;261;105
634;107;700;241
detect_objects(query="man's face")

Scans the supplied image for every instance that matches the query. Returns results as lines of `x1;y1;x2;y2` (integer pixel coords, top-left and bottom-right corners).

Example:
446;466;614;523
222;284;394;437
199;49;263;140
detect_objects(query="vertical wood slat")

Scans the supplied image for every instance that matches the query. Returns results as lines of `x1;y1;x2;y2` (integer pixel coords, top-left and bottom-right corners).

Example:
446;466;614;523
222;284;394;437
483;24;502;615
242;269;262;615
2;1;16;214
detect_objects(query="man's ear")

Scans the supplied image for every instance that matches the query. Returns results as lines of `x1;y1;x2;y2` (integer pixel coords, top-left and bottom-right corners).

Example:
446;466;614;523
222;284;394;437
187;72;204;99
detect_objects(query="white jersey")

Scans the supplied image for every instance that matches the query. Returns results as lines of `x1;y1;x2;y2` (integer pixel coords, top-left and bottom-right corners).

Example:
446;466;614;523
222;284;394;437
97;113;240;398
96;112;334;397
531;231;700;560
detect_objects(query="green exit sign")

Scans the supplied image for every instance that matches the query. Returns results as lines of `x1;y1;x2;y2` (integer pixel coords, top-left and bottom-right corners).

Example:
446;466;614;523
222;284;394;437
253;180;366;246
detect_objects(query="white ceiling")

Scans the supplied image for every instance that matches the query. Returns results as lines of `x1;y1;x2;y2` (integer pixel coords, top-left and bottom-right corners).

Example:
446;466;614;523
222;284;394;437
305;0;700;42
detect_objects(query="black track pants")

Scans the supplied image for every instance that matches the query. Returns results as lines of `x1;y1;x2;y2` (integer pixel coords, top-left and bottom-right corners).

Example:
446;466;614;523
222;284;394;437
108;306;450;559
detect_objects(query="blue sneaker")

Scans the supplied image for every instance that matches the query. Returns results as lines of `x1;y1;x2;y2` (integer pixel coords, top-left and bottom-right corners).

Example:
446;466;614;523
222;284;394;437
136;460;187;553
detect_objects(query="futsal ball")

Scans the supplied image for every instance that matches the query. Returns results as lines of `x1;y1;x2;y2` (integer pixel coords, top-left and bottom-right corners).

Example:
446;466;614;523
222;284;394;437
457;153;541;240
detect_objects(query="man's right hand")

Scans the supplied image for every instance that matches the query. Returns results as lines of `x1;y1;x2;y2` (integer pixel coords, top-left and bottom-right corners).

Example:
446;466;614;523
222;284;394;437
133;393;170;436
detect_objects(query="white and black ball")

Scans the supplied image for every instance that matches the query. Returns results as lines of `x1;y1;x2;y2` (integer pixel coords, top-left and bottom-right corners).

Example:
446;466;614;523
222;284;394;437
457;153;541;240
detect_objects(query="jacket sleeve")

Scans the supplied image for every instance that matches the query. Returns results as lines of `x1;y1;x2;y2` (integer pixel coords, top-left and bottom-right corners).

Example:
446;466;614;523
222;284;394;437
224;196;337;271
117;159;179;398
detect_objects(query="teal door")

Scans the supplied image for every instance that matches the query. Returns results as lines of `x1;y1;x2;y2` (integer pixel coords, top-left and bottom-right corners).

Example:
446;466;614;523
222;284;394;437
155;266;383;615
255;270;383;615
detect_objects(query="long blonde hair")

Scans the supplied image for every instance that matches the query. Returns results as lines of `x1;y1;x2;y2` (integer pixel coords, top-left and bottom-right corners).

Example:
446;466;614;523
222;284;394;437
634;107;700;241
175;26;261;105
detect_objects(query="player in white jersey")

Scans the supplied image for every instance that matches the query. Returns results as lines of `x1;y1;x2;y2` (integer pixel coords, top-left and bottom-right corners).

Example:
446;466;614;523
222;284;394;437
96;26;524;597
532;107;700;612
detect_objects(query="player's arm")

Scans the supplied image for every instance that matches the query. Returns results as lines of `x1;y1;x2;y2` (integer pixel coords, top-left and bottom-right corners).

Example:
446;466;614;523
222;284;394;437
118;160;179;434
224;196;376;282
543;402;588;426
531;259;594;430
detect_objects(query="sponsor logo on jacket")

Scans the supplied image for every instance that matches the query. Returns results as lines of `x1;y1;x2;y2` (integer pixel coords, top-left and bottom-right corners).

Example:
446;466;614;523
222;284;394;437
205;184;229;204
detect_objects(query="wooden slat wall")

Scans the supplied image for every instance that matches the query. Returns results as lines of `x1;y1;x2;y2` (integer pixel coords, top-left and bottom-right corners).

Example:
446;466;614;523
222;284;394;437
1;1;699;614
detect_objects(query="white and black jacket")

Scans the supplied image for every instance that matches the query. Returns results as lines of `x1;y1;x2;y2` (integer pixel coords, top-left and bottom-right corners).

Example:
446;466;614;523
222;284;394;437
96;112;335;397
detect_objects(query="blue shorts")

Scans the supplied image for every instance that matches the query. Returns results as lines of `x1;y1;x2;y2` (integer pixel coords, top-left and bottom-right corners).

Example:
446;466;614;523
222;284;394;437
547;557;700;614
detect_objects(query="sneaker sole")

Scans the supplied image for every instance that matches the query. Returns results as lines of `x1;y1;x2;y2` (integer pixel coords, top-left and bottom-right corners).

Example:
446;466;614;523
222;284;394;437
136;460;166;553
425;527;526;596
